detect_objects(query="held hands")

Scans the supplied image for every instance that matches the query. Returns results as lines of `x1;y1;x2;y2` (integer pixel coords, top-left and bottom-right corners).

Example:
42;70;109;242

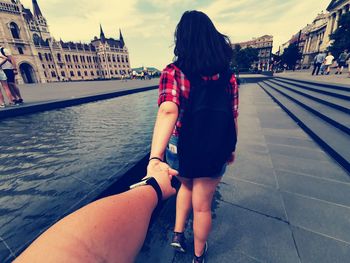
146;160;178;200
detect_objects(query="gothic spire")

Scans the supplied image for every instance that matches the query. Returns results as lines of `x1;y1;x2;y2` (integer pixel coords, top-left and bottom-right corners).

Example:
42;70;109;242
100;24;106;43
32;0;43;17
119;28;125;48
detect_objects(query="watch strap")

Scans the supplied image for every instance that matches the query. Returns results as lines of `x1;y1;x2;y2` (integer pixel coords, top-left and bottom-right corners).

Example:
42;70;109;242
130;177;163;208
145;177;163;208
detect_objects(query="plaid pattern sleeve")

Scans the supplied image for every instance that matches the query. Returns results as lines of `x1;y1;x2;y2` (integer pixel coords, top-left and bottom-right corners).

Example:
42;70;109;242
230;74;239;118
158;65;181;107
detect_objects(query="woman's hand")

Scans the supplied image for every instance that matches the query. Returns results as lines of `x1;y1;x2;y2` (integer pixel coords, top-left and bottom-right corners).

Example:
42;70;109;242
146;160;178;199
227;152;236;165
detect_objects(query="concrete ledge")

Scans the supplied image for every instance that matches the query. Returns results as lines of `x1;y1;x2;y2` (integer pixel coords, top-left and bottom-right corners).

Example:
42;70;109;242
0;85;158;120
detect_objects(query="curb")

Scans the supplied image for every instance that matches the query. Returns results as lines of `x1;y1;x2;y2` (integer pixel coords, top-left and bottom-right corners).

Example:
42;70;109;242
0;85;158;120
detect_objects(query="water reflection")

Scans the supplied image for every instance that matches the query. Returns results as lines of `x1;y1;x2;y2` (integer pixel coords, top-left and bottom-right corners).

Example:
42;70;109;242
0;90;158;261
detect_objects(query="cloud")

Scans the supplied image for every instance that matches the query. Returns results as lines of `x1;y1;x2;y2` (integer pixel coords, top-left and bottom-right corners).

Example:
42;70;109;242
20;0;331;69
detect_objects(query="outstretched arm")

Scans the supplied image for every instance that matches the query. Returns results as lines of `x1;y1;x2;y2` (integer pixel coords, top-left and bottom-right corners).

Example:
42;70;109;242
15;163;178;263
150;101;178;160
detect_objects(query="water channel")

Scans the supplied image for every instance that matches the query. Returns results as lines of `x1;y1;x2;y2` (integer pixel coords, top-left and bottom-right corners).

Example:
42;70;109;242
0;89;158;261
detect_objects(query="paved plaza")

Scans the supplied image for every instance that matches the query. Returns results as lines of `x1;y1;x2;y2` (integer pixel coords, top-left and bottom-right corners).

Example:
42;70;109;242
3;79;159;105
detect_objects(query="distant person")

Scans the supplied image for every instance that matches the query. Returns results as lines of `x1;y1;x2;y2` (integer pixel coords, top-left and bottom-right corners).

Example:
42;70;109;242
335;49;348;75
0;46;23;104
324;52;334;75
149;11;238;263
312;52;326;76
0;49;16;107
14;162;178;263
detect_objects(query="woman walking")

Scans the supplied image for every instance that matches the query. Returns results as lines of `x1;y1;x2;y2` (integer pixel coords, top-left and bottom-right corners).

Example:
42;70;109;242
149;11;238;263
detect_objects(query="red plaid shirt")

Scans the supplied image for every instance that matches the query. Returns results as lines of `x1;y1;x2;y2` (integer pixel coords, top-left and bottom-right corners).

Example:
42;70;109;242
158;63;239;137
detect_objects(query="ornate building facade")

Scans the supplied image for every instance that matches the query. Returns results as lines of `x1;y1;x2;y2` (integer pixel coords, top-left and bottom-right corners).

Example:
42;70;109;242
0;0;131;83
234;35;274;70
320;0;350;52
282;0;350;68
302;13;329;67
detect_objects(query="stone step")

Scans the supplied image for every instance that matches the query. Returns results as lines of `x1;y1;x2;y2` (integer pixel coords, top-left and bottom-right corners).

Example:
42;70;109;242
258;81;350;173
271;78;350;101
268;79;350;113
263;80;350;135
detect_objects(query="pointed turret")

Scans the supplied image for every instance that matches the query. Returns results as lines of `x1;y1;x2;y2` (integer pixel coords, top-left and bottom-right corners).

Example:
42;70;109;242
100;24;106;43
119;28;125;48
32;0;43;17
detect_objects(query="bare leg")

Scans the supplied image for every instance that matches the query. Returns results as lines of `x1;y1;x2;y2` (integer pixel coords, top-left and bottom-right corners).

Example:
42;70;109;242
0;81;14;103
192;177;221;257
0;88;5;105
174;178;193;233
9;83;22;100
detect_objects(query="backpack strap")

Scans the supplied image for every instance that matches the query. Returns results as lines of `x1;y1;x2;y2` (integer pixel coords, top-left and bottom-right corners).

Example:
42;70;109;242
0;47;7;57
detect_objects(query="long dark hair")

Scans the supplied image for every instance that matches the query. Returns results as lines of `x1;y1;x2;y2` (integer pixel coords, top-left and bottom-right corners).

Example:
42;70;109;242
174;10;233;76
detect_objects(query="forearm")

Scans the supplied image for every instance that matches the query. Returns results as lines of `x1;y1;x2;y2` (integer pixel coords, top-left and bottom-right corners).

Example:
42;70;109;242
15;187;158;263
150;103;178;159
9;56;17;68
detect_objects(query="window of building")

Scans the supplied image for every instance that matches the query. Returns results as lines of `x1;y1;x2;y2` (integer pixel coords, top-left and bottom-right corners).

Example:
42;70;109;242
33;33;41;45
10;22;20;39
91;71;94;76
51;71;56;78
17;47;24;54
110;70;113;75
44;72;47;78
61;71;66;77
112;55;116;62
42;64;45;69
38;52;43;61
57;53;62;62
84;71;88;76
48;54;52;61
117;55;120;62
70;71;74;77
77;71;81;77
121;55;125;63
125;56;129;63
45;53;49;61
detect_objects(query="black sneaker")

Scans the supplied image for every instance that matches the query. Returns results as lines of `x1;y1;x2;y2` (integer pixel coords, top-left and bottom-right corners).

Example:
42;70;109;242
193;242;208;263
17;99;23;104
170;232;186;253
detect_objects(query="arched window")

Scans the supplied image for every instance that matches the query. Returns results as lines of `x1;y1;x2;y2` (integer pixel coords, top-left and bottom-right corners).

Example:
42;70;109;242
57;54;61;62
38;52;42;61
33;33;41;45
10;22;20;39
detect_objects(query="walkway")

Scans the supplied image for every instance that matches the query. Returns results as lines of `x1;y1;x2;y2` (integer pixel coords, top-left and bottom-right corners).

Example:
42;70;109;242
136;83;350;263
0;79;159;119
275;69;350;87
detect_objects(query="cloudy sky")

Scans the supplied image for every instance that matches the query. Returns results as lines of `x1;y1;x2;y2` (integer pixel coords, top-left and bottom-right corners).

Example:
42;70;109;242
22;0;330;70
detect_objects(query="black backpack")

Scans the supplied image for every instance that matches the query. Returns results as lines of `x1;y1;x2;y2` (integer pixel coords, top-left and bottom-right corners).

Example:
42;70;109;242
177;69;237;178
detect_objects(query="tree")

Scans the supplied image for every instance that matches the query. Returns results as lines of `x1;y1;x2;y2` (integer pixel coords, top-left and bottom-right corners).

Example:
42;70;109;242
281;43;302;70
329;12;350;58
232;45;259;72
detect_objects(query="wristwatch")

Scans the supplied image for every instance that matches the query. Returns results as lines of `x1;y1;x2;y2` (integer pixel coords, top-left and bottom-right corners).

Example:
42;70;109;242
130;177;163;207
